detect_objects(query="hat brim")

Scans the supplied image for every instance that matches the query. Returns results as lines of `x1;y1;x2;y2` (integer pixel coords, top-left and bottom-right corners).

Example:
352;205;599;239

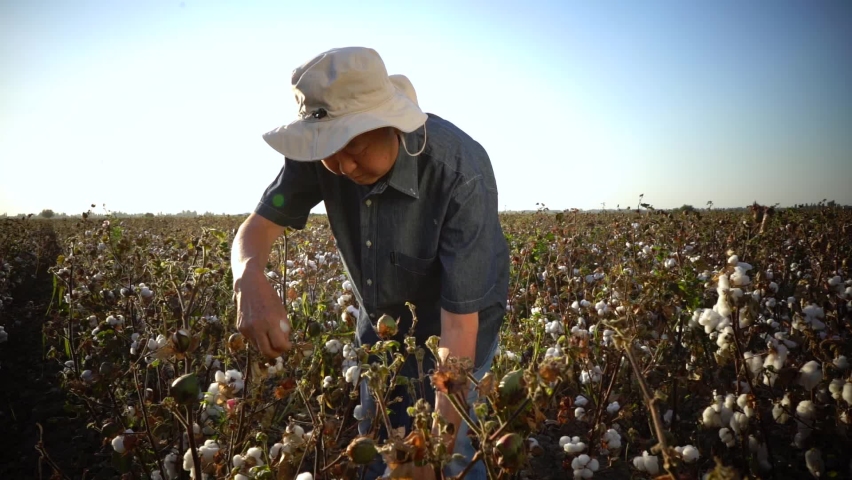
262;88;427;162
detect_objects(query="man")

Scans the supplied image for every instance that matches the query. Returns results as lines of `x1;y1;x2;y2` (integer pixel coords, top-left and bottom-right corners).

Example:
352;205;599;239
231;46;509;479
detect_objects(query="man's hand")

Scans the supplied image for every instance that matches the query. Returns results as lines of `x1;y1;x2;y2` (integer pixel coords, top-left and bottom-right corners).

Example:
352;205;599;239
231;213;291;359
234;269;292;358
433;308;479;453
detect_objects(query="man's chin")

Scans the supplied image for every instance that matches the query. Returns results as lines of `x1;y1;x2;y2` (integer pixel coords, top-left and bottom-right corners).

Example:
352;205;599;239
349;175;375;186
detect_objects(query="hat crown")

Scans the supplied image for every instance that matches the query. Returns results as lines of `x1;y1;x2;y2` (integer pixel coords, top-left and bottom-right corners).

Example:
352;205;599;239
291;47;395;120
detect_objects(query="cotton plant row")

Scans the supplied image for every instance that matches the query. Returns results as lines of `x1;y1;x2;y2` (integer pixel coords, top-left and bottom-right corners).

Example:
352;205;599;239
497;205;851;479
2;205;846;479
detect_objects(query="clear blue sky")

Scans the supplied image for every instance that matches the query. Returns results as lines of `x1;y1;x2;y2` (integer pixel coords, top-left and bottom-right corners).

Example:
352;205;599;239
2;0;850;215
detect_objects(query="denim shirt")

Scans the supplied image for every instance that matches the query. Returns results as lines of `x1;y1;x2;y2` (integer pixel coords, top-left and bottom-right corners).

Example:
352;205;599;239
255;113;509;369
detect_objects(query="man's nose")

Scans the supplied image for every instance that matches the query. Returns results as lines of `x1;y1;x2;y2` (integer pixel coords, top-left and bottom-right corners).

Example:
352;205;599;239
338;156;357;176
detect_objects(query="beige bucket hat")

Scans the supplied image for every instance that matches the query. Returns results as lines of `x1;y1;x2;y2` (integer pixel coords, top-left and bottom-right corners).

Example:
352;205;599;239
262;47;427;162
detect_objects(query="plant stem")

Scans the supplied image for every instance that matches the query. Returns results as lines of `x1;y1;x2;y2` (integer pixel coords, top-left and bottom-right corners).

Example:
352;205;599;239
623;342;677;478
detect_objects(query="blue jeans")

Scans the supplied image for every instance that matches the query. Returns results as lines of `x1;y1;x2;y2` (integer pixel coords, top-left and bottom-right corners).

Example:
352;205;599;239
357;338;498;480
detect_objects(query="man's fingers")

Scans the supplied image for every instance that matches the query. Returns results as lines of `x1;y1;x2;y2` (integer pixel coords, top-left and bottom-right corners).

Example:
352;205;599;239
267;321;291;353
253;331;281;359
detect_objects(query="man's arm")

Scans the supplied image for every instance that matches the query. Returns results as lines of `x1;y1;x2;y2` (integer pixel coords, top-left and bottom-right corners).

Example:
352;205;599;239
231;213;291;357
432;308;478;451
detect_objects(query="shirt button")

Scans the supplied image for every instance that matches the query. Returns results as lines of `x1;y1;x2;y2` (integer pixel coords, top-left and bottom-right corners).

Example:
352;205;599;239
365;199;372;206
366;279;373;286
366;240;372;247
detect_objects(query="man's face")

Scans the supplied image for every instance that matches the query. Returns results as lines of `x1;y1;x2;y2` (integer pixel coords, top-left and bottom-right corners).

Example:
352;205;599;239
321;127;399;185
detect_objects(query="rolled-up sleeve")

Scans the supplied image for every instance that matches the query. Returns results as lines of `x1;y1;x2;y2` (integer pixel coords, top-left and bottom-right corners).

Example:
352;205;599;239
438;174;504;314
254;158;323;229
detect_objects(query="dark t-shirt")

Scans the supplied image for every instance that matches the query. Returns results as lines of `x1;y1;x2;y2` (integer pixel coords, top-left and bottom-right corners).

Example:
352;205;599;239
255;113;509;369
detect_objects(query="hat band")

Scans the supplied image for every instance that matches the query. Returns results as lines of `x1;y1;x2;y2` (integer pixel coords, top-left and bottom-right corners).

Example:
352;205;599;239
298;86;398;122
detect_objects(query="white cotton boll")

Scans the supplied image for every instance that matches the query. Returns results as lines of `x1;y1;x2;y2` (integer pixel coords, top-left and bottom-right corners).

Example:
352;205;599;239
765;297;777;309
730;412;749;434
752;290;762;302
696;308;722;334
324;339;342;354
112;435;126;453
638;451;660;475
575;395;589;407
843;382;852;406
719;428;736;447
571;301;580;312
731;266;751;286
664;409;673;424
798;361;823;391
681;445;699;463
295;473;314;480
664;258;677;269
580;366;602;384
232;454;245;468
743;352;763;378
602;429;621;450
829;379;844;401
829;276;842;287
345;365;360;386
806;448;824;478
728;255;739;266
737;393;750;410
607;401;620;415
581;299;592;308
545;346;563;359
796;400;816;421
702;404;722;428
563;437;587;453
247;447;264;465
574;407;586;421
235;475;250;480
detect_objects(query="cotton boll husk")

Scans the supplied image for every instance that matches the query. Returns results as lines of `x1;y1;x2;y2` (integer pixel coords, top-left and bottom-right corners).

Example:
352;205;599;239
798;361;823;391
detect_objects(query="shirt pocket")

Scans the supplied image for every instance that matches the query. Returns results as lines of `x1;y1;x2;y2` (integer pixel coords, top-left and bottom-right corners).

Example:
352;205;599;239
379;251;440;307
